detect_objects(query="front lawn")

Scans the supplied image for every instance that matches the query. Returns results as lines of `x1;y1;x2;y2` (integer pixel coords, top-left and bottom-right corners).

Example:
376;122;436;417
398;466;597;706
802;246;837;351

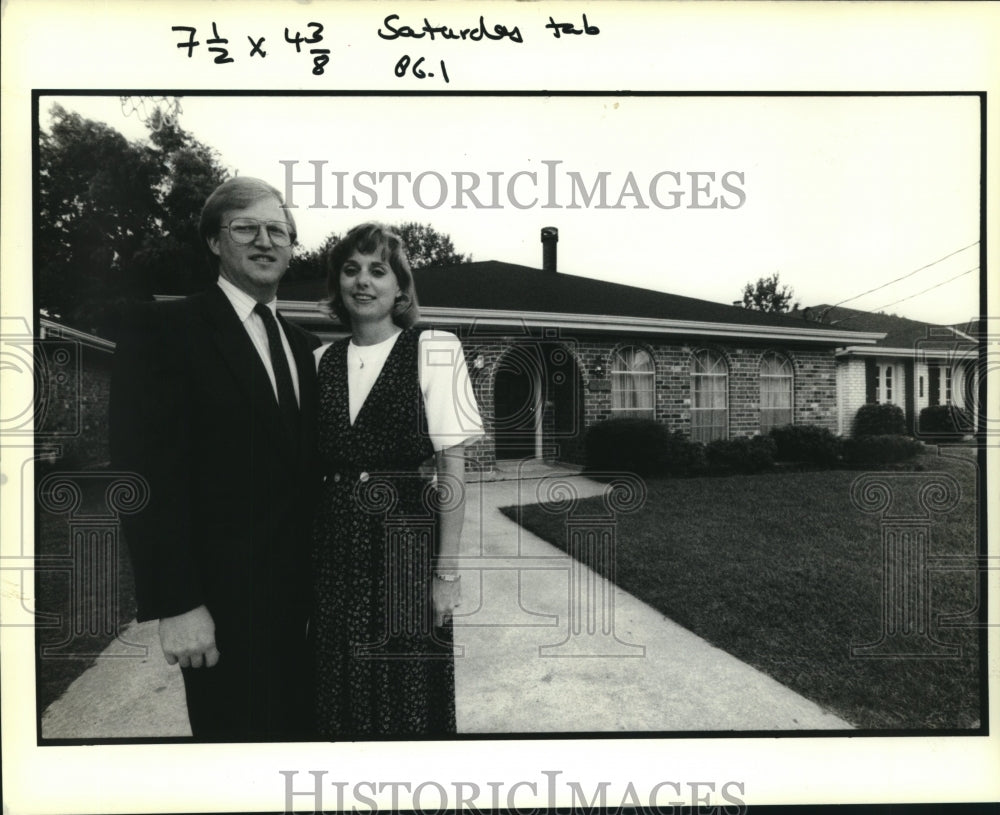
501;449;982;730
35;467;138;715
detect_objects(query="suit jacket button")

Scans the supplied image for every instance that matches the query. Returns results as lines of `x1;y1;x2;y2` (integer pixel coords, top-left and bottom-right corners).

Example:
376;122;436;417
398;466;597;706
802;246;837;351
359;471;370;482
333;473;342;483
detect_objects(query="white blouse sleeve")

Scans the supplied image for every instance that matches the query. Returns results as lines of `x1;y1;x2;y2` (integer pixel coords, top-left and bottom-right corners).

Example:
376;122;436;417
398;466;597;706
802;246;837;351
314;343;332;371
419;330;485;452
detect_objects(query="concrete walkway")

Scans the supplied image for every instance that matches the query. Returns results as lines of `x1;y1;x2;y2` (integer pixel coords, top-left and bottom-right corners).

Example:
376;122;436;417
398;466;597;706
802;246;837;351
41;464;848;739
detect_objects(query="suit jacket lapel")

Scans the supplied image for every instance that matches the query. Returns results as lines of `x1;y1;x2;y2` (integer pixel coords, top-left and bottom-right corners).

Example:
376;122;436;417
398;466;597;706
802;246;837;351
198;287;285;433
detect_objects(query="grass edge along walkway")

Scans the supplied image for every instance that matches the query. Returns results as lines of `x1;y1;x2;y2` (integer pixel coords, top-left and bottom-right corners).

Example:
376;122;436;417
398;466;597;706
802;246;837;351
500;451;981;730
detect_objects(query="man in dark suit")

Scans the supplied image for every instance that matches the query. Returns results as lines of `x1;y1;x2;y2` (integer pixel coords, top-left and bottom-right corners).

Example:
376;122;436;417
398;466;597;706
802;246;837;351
110;177;320;741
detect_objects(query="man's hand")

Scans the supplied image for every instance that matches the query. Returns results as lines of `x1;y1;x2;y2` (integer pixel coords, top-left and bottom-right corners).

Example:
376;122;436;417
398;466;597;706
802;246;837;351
158;605;220;668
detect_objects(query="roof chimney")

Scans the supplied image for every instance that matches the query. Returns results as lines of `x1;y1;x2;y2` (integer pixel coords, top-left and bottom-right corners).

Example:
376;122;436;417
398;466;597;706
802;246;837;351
541;226;558;272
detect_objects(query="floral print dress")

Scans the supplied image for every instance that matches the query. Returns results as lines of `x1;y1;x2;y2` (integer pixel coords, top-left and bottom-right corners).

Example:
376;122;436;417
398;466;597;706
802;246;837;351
310;327;456;738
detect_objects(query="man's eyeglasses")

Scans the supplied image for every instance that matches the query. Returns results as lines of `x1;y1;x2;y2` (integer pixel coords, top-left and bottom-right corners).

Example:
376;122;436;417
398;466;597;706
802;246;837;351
222;218;294;247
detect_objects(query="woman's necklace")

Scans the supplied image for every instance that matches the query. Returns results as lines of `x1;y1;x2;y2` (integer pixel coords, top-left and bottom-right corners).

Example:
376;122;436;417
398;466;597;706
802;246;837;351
352;344;375;369
352;328;399;370
351;345;366;369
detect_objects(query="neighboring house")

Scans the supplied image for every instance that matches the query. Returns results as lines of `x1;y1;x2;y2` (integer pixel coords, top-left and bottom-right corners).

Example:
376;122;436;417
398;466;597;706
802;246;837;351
795;305;980;437
278;230;883;470
37;317;115;466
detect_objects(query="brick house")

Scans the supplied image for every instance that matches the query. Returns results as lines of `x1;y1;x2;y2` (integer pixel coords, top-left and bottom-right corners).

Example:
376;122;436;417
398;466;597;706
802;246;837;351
278;230;883;471
37;317;115;467
797;305;981;437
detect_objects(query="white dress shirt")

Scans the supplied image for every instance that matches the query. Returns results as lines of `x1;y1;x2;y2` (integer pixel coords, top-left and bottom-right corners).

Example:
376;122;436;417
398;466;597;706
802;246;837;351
217;276;301;404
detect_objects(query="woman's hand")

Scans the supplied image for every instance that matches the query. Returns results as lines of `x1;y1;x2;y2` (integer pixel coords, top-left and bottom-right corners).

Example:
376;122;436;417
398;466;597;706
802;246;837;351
432;443;467;628
432;574;461;627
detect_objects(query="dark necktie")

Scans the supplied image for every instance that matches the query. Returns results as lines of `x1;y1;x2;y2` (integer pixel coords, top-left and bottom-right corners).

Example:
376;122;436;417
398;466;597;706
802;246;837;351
254;303;299;440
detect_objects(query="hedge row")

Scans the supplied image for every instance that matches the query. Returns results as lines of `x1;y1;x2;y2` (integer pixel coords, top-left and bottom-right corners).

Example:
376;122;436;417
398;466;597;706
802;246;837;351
841;434;925;466
583;418;925;477
768;424;841;466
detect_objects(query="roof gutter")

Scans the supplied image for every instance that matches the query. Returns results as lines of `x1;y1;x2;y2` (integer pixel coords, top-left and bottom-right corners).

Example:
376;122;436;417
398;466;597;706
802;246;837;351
836;345;979;359
39;317;116;352
279;301;885;345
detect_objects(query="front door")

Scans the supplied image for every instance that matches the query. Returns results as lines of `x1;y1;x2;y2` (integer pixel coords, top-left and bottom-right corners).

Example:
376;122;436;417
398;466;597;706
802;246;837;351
494;346;542;460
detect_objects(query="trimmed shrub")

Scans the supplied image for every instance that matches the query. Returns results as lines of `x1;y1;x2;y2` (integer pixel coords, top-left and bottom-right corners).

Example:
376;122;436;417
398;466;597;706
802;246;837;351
584;419;707;478
854;403;906;436
584;418;673;477
705;436;776;474
842;434;924;466
918;405;974;436
769;424;842;466
661;430;708;477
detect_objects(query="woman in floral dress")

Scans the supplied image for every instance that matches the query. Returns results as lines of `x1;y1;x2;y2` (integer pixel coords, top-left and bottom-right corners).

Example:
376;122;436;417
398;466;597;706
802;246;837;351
310;223;483;738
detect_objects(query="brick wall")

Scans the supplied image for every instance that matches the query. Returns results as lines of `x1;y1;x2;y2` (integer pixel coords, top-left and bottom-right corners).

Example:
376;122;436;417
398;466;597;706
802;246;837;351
38;344;113;468
45;325;842;476
452;330;841;471
789;349;839;431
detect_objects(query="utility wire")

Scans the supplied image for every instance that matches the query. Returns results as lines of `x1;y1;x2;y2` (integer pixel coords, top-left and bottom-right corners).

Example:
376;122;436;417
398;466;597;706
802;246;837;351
868;267;978;314
822;241;979;315
829;265;979;326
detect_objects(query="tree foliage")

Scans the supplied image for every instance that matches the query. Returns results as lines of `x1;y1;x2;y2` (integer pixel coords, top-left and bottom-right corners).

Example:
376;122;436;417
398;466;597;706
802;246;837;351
285;222;470;283
393;222;470;269
37;103;468;336
285;233;340;284
740;273;798;313
37;103;228;336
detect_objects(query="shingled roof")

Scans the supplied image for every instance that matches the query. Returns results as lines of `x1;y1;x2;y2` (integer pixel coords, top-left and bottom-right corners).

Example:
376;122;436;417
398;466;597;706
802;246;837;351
280;260;877;340
796;304;970;350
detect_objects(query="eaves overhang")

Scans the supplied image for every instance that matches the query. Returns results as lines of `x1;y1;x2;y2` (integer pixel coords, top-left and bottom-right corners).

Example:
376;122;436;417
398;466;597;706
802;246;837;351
279;301;886;345
39;317;116;352
836;344;978;360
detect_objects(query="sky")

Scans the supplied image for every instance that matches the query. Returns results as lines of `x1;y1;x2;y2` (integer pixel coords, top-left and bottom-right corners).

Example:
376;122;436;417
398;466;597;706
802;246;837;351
42;93;982;325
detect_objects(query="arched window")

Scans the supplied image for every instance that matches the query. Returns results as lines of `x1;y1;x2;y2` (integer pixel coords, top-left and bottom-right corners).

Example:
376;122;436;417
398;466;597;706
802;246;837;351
760;352;794;433
611;346;655;419
690;349;728;442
